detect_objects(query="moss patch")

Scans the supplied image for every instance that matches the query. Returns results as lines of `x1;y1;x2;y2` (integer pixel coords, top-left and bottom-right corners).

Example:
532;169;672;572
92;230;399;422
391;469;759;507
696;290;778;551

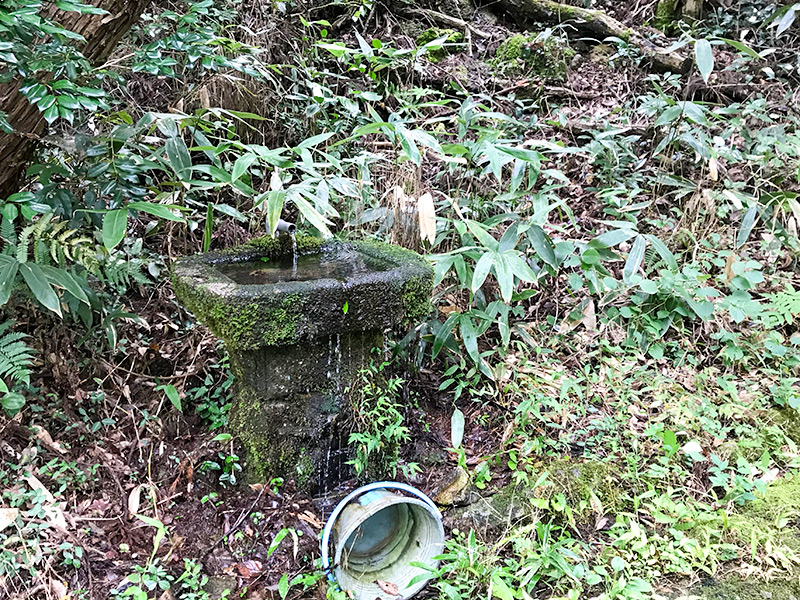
241;233;323;257
654;0;679;32
491;32;575;81
771;408;800;445
416;27;464;63
729;475;800;554
695;576;800;600
547;458;623;518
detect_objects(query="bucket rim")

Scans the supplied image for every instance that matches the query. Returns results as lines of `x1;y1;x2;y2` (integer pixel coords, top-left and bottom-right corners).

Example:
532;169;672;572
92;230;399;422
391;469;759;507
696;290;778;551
320;481;442;574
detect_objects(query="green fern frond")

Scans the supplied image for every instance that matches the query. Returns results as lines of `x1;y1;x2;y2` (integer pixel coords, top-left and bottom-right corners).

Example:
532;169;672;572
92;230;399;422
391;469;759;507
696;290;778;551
0;322;35;386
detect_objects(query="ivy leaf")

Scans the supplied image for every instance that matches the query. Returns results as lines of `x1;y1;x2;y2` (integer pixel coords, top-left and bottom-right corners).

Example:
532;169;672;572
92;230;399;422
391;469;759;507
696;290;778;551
694;39;714;83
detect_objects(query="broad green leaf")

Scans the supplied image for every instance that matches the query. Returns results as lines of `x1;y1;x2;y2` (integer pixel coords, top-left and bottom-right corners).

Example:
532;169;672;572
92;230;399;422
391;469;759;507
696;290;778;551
718;37;763;59
432;312;460;358
157;384;182;412
102;209;127;250
776;5;797;35
644;234;678;271
471;252;494;293
231;153;258;183
293;194;332;236
589;228;636;249
527;225;557;269
396;126;421;165
695;39;714;83
465;220;499;251
459;316;480;365
0;255;18;305
278;573;289;600
495;254;514;302
491;574;514;600
296;132;335;150
2;392;25;415
623;235;647;283
214;203;247;222
450;408;465;449
736;206;758;249
654;105;682;127
165;136;192;180
504;252;537;283
43;104;59;124
264;190;285;235
678;101;708;126
127;201;184;222
581;248;600;265
19;263;61;317
39;265;89;304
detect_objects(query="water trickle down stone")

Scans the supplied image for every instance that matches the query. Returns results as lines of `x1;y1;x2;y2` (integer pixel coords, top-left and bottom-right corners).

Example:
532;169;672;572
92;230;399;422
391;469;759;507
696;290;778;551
290;231;297;278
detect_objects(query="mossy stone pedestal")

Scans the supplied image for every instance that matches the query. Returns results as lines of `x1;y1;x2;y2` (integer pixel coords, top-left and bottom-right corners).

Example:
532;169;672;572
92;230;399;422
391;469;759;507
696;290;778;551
172;235;433;493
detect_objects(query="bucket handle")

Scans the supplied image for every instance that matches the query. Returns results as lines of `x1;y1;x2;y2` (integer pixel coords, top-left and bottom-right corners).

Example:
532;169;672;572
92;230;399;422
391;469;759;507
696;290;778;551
320;481;442;574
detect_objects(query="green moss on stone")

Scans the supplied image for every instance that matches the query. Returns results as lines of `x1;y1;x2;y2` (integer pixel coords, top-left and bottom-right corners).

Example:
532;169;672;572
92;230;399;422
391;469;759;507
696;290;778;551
241;233;323;257
491;32;574;81
402;274;434;326
654;0;679;32
695;575;800;600
548;458;623;517
416;28;464;63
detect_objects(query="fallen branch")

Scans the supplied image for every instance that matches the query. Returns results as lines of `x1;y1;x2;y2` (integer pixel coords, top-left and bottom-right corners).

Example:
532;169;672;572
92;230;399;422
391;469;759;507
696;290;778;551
408;7;493;39
488;0;691;73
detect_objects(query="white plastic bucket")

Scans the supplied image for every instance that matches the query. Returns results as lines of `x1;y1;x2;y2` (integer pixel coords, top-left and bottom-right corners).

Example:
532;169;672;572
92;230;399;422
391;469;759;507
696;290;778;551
321;482;445;600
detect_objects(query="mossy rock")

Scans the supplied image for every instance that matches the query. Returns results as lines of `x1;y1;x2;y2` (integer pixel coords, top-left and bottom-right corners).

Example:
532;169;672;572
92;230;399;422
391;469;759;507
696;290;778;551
491;32;575;81
416;27;464;63
444;458;623;535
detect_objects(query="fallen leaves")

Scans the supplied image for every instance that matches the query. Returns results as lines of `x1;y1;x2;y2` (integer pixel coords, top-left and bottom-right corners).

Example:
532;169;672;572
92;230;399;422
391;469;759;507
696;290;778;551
417;192;436;245
375;579;400;597
0;507;18;531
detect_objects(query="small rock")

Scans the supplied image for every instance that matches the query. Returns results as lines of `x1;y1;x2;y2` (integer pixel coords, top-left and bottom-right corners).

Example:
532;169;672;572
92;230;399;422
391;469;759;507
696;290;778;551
432;467;471;506
204;575;237;600
443;486;534;534
761;592;772;599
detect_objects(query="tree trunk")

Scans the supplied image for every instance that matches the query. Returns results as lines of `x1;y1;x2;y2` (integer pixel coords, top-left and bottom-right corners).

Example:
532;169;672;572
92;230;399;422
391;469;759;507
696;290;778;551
0;0;152;199
488;0;692;74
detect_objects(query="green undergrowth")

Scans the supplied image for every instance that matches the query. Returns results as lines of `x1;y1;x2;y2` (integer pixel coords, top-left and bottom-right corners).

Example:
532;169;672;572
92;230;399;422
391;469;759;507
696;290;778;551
423;347;800;600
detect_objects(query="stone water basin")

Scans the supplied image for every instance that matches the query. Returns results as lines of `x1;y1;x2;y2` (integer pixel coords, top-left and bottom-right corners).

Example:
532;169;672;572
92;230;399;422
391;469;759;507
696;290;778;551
172;235;433;492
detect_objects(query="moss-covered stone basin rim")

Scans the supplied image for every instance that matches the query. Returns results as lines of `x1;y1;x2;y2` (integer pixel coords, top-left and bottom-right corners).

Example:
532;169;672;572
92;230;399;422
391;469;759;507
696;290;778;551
172;235;434;351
